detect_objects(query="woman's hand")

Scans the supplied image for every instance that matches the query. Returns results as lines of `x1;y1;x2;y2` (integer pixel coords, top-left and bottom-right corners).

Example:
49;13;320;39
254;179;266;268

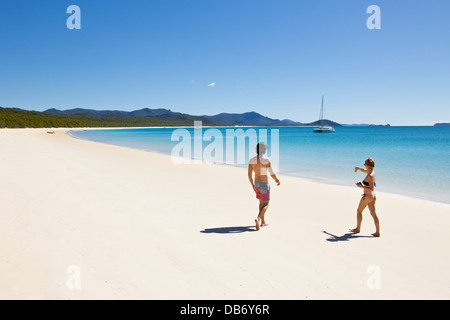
355;182;363;188
354;166;359;173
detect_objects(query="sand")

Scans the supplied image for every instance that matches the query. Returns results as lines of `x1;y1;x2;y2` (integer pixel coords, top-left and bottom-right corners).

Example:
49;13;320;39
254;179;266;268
0;128;449;300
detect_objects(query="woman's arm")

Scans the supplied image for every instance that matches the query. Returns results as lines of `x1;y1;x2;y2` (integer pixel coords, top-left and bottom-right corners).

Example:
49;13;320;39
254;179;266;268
355;166;369;174
356;175;374;191
367;173;375;191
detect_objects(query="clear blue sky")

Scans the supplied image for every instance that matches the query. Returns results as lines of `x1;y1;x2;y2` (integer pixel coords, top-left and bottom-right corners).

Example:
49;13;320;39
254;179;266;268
0;0;449;125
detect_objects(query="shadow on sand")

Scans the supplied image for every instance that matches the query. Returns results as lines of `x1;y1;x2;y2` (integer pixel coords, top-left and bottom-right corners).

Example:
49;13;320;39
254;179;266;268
322;231;374;242
200;226;257;234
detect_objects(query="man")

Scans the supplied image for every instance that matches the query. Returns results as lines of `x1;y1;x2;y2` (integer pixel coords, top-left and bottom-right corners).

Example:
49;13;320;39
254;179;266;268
248;142;280;231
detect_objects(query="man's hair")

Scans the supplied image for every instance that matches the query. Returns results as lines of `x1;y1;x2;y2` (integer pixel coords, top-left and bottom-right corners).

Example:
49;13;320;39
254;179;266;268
256;142;267;155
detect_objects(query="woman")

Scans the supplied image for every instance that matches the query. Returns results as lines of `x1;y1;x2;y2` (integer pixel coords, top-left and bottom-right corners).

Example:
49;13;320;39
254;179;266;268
350;158;380;237
248;142;280;231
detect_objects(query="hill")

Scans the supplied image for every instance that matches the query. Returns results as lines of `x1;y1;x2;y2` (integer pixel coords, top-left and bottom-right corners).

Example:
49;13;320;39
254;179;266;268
202;111;302;126
0;107;210;128
43;108;305;127
0;106;339;128
300;119;342;127
44;107;181;117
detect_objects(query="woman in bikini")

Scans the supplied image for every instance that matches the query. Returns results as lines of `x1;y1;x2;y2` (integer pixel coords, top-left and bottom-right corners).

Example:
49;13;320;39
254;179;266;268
350;158;380;237
248;142;280;231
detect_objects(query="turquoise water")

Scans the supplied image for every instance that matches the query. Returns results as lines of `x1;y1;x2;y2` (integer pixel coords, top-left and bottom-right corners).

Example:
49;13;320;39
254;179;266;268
69;126;450;204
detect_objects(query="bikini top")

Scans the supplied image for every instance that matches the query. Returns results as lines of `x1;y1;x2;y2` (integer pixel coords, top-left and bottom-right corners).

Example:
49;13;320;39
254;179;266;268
362;179;376;187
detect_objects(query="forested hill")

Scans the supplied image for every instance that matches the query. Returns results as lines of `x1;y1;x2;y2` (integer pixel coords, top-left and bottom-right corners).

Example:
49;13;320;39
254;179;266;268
0;107;219;128
0;106;340;128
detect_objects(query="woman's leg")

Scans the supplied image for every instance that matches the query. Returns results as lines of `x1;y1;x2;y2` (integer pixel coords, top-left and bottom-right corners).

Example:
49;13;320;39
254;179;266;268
368;200;380;237
350;196;369;233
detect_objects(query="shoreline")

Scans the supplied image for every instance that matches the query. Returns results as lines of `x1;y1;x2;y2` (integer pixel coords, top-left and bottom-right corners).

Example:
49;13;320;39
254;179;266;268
67;127;450;206
1;127;449;299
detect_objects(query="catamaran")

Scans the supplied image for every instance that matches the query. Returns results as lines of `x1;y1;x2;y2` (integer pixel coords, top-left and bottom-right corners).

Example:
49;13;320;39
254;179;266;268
313;95;335;133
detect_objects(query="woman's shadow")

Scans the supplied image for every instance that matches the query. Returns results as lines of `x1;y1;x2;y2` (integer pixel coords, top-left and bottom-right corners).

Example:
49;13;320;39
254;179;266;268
200;226;257;234
322;230;373;242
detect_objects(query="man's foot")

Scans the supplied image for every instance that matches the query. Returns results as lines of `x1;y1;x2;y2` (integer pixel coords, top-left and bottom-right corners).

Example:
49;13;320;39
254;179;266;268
255;219;260;231
349;228;360;233
371;232;380;237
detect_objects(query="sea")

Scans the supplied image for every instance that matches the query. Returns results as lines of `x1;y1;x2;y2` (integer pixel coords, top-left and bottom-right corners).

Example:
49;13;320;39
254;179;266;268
69;126;450;204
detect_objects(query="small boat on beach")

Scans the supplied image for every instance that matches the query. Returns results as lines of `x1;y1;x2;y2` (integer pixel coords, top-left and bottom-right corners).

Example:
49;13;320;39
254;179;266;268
313;96;335;133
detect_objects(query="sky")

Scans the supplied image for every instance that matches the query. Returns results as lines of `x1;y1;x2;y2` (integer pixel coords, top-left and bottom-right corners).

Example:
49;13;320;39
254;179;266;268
0;0;449;125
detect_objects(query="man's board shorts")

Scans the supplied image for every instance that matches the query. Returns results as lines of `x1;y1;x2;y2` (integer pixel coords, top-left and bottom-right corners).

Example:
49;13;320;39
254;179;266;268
254;181;270;201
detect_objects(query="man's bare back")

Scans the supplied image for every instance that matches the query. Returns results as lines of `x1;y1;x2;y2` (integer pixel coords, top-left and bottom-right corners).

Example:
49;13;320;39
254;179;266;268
248;155;273;183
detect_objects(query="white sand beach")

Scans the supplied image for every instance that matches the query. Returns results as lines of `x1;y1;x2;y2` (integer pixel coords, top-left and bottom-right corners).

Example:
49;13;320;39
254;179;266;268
0;128;449;299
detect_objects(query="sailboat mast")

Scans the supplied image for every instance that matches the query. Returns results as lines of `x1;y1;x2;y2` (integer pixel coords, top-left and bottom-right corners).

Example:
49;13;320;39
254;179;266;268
319;95;324;126
313;95;334;133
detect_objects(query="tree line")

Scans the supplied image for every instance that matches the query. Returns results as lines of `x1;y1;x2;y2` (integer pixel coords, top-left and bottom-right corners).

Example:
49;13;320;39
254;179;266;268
0;107;200;128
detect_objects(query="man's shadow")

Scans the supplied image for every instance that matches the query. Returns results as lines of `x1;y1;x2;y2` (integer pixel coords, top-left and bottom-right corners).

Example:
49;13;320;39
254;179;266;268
200;226;257;234
322;231;373;242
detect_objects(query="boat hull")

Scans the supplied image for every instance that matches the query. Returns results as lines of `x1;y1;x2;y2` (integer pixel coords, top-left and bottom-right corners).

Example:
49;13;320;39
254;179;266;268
313;127;335;133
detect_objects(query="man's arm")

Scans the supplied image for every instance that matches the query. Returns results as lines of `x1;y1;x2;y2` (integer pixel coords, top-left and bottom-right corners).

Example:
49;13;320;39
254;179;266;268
268;163;280;185
248;164;255;188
